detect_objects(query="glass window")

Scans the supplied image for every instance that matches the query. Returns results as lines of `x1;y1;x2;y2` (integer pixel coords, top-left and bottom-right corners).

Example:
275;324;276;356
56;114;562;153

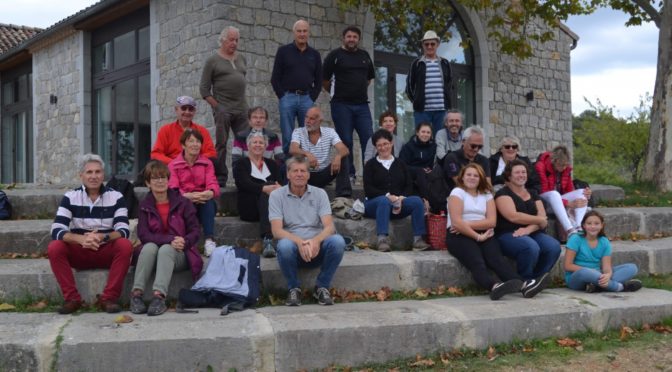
115;79;136;175
138;26;149;60
2;82;13;105
93;42;112;74
95;86;113;168
1;65;33;183
113;30;136;70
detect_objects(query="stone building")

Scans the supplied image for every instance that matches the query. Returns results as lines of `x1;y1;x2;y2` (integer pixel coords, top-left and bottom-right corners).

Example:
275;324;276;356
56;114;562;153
0;0;577;184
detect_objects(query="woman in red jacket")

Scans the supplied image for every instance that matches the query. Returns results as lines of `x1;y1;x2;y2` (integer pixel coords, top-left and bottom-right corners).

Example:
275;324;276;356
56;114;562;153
169;129;221;256
535;146;591;237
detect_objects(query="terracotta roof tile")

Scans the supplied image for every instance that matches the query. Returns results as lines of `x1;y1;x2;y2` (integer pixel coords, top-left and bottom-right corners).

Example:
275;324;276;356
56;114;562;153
0;23;43;54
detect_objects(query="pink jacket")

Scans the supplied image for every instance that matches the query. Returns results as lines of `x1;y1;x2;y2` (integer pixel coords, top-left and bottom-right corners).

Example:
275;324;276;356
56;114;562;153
168;153;221;197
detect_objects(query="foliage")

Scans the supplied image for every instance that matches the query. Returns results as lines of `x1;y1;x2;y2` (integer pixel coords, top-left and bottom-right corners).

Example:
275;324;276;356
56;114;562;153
573;97;650;184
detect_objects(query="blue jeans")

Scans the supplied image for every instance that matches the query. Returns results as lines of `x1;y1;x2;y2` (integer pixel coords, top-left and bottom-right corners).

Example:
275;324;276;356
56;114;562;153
413;110;446;135
195;199;217;239
497;231;561;280
279;93;313;154
276;234;346;289
364;195;426;236
330;102;373;177
567;263;638;292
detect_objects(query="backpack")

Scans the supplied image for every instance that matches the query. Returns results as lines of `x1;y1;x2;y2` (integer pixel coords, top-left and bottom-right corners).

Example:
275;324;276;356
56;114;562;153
425;164;450;214
0;190;12;220
106;176;138;219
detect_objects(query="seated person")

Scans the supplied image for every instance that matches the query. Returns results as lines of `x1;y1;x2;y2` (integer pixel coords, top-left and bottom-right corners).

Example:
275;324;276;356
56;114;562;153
233;132;282;258
269;156;346;306
435;109;464;162
231;106;284;166
399;122;436;200
535;145;591;236
151;96;216;165
489;136;540;193
363;111;404;163
289;106;352;197
446;163;547;300
443;125;490;190
168;129;221;256
47;154;132;314
131;161;203;316
495;159;559;286
364;130;430;252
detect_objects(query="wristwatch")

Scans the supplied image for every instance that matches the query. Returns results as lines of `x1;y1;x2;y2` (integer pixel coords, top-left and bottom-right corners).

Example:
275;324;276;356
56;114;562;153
102;233;110;243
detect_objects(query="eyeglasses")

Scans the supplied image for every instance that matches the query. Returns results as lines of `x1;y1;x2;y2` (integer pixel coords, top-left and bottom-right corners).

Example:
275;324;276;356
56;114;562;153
375;142;392;148
150;176;168;181
423;42;437;47
180;106;196;112
503;144;519;150
469;144;484;150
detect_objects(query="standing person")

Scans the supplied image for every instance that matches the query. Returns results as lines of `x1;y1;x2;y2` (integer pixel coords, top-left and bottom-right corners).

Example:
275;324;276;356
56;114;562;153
200;26;249;187
323;25;375;183
151;96;216;165
495;160;559;287
168;130;221;257
231;106;284;166
271;19;322;155
131;161;203;316
435;109;463;162
47;154;132;314
289;107;352;197
442;126;491;189
269;156;346;306
363;111;404;163
564;211;642;293
406;30;453;134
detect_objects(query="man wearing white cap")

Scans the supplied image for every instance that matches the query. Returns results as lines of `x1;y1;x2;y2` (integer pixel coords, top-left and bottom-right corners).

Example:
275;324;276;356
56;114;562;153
405;30;453;135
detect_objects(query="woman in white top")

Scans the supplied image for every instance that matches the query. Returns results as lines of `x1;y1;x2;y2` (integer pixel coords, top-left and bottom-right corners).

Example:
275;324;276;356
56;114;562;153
446;163;539;300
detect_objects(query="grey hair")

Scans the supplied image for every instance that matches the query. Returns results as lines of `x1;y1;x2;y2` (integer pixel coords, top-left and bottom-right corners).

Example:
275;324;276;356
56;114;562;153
293;19;309;31
246;131;268;148
78;153;105;173
285;155;310;171
444;109;464;122
218;26;240;46
462;126;484;142
499;136;521;149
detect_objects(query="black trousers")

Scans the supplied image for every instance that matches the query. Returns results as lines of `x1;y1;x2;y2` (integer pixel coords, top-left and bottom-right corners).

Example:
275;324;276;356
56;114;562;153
308;157;352;197
238;192;272;239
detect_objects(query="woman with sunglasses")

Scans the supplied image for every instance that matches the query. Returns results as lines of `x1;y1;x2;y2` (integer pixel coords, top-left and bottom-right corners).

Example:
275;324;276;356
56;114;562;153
489;136;540;193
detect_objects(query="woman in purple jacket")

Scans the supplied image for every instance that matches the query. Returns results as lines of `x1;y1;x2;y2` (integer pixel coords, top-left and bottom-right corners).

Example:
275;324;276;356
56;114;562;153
130;161;203;316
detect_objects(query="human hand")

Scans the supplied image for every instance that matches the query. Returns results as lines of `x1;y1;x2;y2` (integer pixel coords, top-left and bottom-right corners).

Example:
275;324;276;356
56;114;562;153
512;227;531;237
583;187;592;199
171;236;185;251
330;159;341;175
306;153;319;169
598;272;611;287
82;231;101;250
299;240;313;262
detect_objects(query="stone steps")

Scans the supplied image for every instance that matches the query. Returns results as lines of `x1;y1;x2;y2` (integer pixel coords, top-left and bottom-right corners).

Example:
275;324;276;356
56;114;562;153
2;287;671;372
1;237;671;303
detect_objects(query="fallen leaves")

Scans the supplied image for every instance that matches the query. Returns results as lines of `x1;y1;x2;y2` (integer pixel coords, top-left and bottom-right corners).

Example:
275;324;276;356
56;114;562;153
556;337;582;350
486;346;498;361
0;252;45;259
27;300;48;311
620;325;635;340
114;314;133;324
0;303;16;311
408;354;435;367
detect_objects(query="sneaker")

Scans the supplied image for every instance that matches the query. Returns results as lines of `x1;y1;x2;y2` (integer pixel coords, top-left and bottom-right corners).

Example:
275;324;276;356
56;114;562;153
285;288;302;306
623;279;642;292
262;238;276;258
412;239;431;251
521;273;551;298
204;239;217;257
129;293;147;314
313;287;334;306
57;300;83;315
147;295;167;316
585;283;601;293
377;236;391;252
96;299;122;313
490;279;524;301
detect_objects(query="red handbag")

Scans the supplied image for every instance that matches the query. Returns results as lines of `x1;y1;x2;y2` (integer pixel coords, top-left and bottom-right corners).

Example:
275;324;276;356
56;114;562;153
425;213;447;250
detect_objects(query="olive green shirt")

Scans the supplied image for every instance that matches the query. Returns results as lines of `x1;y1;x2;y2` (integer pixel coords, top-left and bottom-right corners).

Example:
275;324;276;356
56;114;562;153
199;53;248;113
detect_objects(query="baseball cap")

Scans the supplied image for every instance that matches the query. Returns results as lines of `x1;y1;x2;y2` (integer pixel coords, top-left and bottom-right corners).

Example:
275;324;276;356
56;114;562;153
176;96;197;107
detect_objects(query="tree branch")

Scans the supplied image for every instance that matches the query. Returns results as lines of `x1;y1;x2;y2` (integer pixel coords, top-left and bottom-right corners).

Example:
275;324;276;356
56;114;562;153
631;0;661;28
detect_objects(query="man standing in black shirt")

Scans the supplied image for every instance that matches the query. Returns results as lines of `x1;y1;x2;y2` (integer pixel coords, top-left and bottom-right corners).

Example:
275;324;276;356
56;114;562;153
271;19;322;155
322;26;375;183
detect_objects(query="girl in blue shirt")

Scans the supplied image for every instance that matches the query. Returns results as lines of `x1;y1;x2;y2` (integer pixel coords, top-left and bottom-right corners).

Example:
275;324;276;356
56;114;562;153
563;211;642;292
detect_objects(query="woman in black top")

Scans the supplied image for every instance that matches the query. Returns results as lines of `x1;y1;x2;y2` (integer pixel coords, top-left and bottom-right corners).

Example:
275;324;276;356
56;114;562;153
363;130;430;252
489;136;539;193
399;122;436;201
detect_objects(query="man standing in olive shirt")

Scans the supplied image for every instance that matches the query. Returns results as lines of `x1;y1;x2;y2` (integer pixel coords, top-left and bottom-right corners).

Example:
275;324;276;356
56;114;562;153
271;19;322;155
323;25;374;182
200;26;249;187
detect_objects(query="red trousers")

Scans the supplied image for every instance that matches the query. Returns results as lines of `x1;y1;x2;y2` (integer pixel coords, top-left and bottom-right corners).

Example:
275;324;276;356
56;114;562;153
47;238;133;302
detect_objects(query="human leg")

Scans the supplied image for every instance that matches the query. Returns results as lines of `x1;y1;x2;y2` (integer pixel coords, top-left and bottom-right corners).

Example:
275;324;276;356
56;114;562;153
413;111;431;128
567;267;602;290
611;263;638;284
529;232;562;278
429;110;446;135
352;103;374;175
480;237;522;282
540;191;573;231
331;102;355;176
153;244;188;296
132;242;159;293
307;167;333;189
497;232;540;280
446;233;497;290
213;109;232;186
257;193;272;238
364;195;392;236
47;240;82;302
279;93;297;155
397;195;426;236
313;234;346;289
296;95;313;128
196;199;217;240
97;238;133;302
276;238;301;289
333;158;352;197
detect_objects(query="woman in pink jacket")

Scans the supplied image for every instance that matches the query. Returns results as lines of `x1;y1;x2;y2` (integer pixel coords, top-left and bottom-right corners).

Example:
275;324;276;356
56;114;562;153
169;129;221;256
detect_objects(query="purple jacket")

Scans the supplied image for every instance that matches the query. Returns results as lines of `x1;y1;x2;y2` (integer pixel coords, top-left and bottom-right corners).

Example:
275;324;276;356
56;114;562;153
137;188;203;280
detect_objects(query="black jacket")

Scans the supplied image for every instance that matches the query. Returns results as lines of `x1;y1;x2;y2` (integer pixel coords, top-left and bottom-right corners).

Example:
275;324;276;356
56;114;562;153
233;158;280;218
488;152;541;194
363;157;413;198
405;57;452;111
399;135;437;171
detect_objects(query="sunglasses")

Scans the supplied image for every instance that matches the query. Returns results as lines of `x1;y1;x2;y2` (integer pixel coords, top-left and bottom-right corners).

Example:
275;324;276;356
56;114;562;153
150;176;168;181
180;106;196;112
503;144;519;150
423;42;437;47
470;144;484;150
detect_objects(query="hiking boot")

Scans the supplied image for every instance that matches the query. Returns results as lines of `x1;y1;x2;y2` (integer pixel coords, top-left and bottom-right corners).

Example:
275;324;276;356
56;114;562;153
522;272;551;298
623;279;642;292
96;299;122;313
490;279;524;301
377;237;391;252
204;239;217;257
585;283;601;293
57;300;83;315
313;287;334;306
412;239;431;251
262;238;276;258
129;293;147;314
147;295;167;316
285;288;302;306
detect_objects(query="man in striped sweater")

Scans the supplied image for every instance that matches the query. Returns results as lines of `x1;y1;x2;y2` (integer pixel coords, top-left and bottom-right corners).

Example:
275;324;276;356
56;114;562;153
47;154;133;314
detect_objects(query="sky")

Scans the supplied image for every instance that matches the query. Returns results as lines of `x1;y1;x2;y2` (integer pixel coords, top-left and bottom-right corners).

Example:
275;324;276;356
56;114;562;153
0;2;660;119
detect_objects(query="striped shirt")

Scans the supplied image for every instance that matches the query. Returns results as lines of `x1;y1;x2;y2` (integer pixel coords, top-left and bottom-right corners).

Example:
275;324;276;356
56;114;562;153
51;185;130;241
291;126;342;171
423;59;445;111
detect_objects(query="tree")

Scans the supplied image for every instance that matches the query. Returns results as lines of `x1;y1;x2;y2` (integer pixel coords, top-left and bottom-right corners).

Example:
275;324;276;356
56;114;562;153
340;0;671;190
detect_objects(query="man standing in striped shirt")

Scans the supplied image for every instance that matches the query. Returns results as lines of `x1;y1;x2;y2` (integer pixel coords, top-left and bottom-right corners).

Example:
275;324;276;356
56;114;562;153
47;154;133;314
406;30;453;135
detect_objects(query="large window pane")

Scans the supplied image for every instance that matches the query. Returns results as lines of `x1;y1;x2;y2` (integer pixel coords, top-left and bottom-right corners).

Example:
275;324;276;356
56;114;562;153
95;86;113;169
137;74;151;171
115;79;135;175
138;26;149;60
114;31;136;70
1;115;14;183
2;82;13;105
373;66;389;125
395;73;415;143
93;42;112;74
15;112;27;182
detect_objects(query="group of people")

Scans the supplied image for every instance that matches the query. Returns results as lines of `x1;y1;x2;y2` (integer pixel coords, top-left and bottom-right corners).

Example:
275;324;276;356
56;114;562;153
44;22;644;314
